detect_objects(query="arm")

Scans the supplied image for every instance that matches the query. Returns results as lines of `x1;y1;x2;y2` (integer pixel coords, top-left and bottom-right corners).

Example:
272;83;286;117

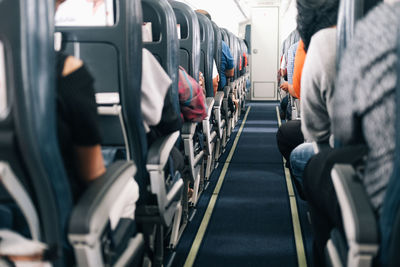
280;82;289;92
288;84;298;98
63;56;106;182
300;43;332;143
213;75;219;95
225;68;234;78
75;145;106;182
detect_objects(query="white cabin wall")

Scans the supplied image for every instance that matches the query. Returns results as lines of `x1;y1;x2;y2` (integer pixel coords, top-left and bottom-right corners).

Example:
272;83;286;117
280;0;297;41
178;0;248;35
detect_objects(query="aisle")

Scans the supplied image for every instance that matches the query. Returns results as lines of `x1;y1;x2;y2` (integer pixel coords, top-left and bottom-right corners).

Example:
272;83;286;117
172;102;312;267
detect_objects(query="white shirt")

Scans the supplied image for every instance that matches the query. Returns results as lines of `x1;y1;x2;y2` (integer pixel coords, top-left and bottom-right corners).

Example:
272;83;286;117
141;49;172;132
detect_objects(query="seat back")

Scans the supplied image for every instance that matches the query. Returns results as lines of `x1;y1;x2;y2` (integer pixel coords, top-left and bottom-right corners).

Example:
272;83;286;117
234;36;242;79
227;31;238;80
381;16;400;267
196;13;215;97
0;0;71;264
336;0;382;67
221;28;230;47
170;1;200;82
212;22;222;73
142;0;180;115
56;0;148;197
245;24;251;55
239;39;247;75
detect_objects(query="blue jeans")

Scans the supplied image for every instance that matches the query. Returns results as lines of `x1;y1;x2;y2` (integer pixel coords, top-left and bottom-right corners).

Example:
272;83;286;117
290;142;315;190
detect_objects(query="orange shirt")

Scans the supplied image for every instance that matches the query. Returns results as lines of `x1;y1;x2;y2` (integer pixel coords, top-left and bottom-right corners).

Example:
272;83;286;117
292;40;306;99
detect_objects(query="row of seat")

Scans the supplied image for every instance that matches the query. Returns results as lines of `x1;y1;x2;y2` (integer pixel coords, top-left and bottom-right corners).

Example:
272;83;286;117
0;0;250;266
325;1;399;266
277;0;400;266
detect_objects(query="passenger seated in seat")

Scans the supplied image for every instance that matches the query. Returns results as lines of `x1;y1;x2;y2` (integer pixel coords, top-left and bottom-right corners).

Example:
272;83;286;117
290;0;339;194
195;10;237;109
0;0;108;263
276;41;307;166
280;40;299;120
332;3;400;264
56;0;106;202
280;42;298;97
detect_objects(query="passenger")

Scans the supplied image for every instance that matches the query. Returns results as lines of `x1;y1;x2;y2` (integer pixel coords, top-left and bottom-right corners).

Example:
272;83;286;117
279;30;300;83
0;0;108;263
290;0;340;194
199;61;220;97
276;41;307;166
332;2;400;264
55;2;106;202
195;9;237;110
278;31;300;120
292;0;370;265
280;41;298;95
292;40;306;100
279;40;299;119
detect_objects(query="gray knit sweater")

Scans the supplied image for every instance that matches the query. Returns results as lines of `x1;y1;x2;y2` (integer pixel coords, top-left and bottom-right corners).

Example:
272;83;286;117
332;2;400;212
301;28;337;143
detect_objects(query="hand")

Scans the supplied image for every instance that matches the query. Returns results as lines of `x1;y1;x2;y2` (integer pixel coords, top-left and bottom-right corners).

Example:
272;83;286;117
280;82;289;92
199;72;205;89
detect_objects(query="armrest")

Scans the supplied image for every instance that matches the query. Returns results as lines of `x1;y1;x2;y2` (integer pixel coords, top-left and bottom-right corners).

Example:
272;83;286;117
146;131;180;170
312;141;331;154
331;164;379;245
181;122;197;138
214;91;224;107
69;160;137;235
205;98;215;119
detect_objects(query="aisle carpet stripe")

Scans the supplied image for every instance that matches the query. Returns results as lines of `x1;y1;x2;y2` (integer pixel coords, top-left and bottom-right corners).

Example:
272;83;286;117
276;106;308;267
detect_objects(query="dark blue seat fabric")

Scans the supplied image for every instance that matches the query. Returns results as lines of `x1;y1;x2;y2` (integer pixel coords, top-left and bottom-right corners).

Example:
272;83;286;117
56;0;147;201
142;0;180;115
220;28;230;47
211;21;222;76
196;12;215;97
380;16;400;267
0;0;72;265
170;0;201;82
227;32;239;80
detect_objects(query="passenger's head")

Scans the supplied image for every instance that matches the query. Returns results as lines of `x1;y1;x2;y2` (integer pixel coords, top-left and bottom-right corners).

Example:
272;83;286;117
55;0;66;11
296;0;339;52
196;9;212;20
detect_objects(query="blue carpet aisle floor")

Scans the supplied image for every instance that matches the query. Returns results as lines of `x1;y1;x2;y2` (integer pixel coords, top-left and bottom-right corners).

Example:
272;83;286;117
171;102;313;267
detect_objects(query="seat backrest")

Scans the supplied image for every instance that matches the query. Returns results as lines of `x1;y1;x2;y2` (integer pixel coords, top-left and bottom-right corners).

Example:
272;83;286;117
0;0;71;264
196;12;215;97
220;28;230;47
227;31;238;80
56;0;148;196
142;0;180;114
234;36;242;78
245;24;251;55
211;21;222;73
381;16;400;267
211;22;223;91
170;1;200;82
336;0;382;67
